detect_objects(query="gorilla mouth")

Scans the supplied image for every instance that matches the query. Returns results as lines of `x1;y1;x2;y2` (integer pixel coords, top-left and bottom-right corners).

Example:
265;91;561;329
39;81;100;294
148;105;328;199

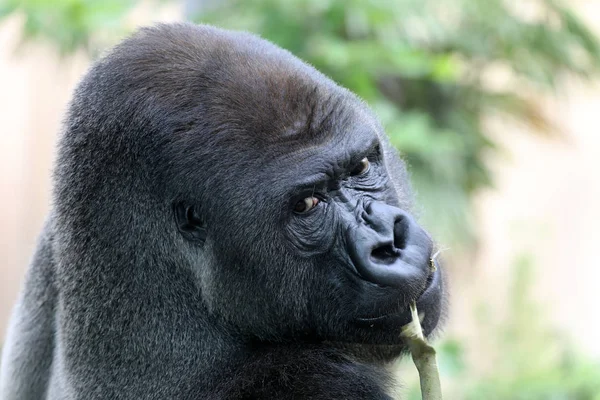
355;263;441;325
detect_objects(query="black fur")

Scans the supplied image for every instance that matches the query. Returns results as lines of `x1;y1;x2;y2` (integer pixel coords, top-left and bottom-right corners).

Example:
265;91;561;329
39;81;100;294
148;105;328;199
0;23;445;399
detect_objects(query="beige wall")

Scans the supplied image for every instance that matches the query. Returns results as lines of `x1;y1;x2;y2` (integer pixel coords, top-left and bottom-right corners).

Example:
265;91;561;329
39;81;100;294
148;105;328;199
0;17;85;332
0;4;599;359
472;86;600;356
468;0;600;357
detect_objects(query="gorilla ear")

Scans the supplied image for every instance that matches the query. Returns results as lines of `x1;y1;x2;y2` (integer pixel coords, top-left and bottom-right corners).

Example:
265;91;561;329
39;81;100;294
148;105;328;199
174;202;207;244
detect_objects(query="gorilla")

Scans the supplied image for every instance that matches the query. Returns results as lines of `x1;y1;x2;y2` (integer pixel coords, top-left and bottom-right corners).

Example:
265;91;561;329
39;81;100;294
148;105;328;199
0;23;445;399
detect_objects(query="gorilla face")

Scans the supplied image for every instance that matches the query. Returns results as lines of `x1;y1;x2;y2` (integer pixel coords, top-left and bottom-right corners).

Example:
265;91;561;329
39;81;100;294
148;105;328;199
175;122;442;346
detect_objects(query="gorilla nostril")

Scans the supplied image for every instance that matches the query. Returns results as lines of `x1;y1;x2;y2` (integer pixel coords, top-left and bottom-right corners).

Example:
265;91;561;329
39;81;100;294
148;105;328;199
370;244;401;265
393;216;409;250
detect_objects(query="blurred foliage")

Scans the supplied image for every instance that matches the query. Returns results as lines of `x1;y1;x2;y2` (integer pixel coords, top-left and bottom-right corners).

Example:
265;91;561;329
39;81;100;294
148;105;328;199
2;0;600;246
399;254;600;399
0;0;139;55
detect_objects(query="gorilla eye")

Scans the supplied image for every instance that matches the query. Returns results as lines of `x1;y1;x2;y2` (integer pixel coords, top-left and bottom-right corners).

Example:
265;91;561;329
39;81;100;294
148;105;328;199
293;196;320;214
350;157;370;176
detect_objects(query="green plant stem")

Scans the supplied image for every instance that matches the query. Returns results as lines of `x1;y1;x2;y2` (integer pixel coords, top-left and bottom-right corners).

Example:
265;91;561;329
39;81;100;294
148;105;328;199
401;302;442;400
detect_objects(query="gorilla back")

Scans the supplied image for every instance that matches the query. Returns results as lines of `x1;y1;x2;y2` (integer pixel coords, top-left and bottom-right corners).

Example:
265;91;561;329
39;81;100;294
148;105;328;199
0;23;445;399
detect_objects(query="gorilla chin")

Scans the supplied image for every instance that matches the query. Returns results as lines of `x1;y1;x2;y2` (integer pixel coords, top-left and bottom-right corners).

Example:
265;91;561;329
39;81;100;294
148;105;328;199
0;22;447;399
353;262;443;341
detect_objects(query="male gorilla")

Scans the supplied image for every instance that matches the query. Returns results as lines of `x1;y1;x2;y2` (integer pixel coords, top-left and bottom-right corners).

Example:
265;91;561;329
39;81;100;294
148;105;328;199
0;23;445;399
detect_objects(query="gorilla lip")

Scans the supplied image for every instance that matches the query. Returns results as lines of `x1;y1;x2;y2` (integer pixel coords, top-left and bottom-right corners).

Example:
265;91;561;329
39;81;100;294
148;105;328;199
355;264;440;323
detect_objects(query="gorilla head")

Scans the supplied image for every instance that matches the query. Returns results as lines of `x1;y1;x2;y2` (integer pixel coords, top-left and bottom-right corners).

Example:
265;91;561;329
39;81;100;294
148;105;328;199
36;22;446;396
57;22;443;346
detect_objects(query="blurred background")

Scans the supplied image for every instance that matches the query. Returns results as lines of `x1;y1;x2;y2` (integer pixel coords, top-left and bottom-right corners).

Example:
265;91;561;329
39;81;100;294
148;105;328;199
1;0;599;398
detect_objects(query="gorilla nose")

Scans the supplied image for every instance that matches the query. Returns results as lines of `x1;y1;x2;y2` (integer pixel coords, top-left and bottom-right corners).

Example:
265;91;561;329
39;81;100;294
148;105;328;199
349;202;433;288
364;202;411;264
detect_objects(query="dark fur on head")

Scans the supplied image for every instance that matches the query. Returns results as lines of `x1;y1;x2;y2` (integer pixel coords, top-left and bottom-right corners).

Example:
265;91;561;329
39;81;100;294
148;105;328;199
0;23;446;399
